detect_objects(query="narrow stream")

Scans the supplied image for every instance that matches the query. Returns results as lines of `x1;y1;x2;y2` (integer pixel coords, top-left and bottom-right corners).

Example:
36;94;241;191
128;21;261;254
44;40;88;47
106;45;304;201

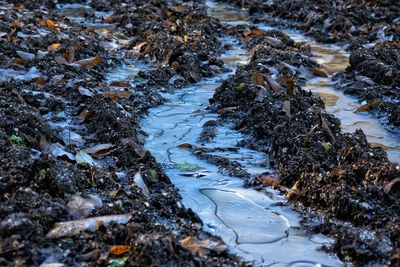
141;36;341;265
56;1;398;266
143;1;400;265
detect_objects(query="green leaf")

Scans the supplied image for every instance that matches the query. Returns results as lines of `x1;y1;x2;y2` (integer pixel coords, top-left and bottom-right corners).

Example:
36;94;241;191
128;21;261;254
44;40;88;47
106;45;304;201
150;170;158;182
176;161;199;172
39;169;47;177
322;142;331;153
8;134;23;144
108;256;129;267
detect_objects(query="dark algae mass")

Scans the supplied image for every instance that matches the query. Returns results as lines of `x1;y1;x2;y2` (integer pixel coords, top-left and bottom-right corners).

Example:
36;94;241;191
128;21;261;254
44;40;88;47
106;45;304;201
211;0;400;265
211;25;399;265
0;0;399;266
0;0;244;266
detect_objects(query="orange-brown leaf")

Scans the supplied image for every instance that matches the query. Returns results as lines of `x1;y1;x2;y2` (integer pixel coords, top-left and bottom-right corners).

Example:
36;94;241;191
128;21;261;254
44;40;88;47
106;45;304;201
103;15;115;23
12;58;28;66
355;99;381;112
103;91;132;101
78;109;95;123
177;143;193;149
64;44;80;63
82;144;115;157
287;79;294;96
35;77;47;86
251;71;264;86
11;19;23;28
180;236;226;257
257;175;280;187
39;19;58;31
110;245;131;256
73;56;102;68
109;81;131;88
309;67;328;77
48;43;61;52
243;28;265;38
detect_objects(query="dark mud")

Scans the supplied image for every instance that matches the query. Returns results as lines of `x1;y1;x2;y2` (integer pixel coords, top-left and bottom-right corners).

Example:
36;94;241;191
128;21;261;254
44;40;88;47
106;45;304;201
218;0;400;133
0;0;246;266
210;26;400;265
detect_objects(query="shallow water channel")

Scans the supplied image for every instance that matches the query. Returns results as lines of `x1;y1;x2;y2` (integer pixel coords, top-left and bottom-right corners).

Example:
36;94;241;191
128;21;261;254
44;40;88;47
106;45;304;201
141;3;347;266
144;1;400;265
57;1;398;265
141;38;341;265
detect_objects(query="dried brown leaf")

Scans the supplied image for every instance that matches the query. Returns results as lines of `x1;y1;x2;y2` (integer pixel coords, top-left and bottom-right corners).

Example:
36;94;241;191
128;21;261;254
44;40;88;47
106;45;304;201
251;71;264;86
48;43;61;52
384;177;400;194
73;56;102;68
11;19;23;28
355;99;381;113
309;67;328;77
64;44;80;63
78;109;95;123
103;91;132;101
82;144;115;157
317;109;336;143
103;15;116;23
55;56;70;66
12;58;28;66
39;19;58;32
110;245;131;256
257;175;280;187
35;77;47;86
109;81;131;88
283;100;291;118
243;28;265;38
180;236;226;257
287;79;294;96
177;143;193;149
217;107;237;114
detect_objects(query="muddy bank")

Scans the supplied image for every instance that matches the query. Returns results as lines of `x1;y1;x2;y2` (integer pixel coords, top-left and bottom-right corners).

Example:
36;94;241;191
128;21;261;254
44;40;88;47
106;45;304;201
210;25;400;265
0;0;246;266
